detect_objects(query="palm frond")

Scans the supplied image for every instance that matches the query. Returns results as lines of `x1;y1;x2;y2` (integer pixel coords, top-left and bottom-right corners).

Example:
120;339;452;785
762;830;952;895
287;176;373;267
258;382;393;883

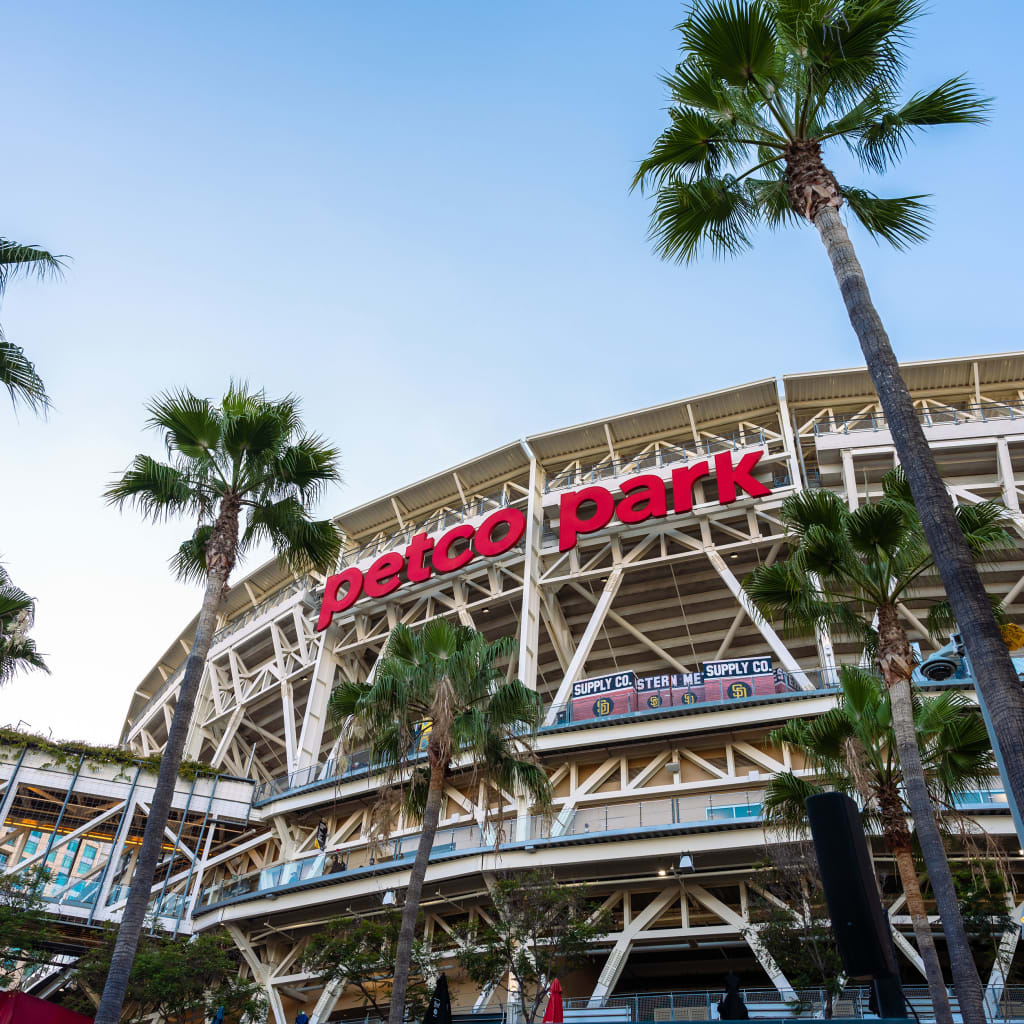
762;771;822;838
648;175;758;262
0;339;50;414
746;173;798;229
844;500;909;558
679;0;780;90
0;240;65;294
270;434;342;502
0;633;49;684
799;0;922;101
841;188;931;249
147;390;223;460
632;107;733;191
242;498;342;575
779;488;848;537
104;455;203;521
169;527;212;586
855;76;990;172
954;502;1014;560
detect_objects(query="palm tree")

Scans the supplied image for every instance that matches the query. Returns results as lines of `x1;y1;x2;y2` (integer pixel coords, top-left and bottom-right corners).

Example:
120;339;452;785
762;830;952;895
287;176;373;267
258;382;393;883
98;385;342;1024
0;563;48;683
0;239;63;414
633;0;1024;897
327;620;552;1024
765;667;996;1024
744;473;1010;1024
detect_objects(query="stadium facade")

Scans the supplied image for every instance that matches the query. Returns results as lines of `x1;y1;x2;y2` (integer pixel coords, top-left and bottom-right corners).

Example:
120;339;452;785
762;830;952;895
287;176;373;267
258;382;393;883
4;352;1024;1021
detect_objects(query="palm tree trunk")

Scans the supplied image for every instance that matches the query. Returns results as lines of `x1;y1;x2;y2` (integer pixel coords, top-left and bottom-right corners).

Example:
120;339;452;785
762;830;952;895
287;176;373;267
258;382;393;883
95;501;238;1024
812;201;1024;845
890;838;953;1024
389;752;445;1024
876;605;986;1024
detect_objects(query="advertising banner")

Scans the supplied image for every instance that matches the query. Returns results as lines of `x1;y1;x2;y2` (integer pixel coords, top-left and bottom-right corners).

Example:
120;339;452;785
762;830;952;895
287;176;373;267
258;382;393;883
670;671;706;707
701;657;775;701
635;673;676;711
570;671;637;720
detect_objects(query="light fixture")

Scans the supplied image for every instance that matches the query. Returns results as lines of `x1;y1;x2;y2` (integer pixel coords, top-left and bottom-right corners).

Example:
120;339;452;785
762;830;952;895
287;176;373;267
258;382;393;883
482;607;491;614
729;552;739;560
658;869;667;877
678;854;695;873
382;890;396;905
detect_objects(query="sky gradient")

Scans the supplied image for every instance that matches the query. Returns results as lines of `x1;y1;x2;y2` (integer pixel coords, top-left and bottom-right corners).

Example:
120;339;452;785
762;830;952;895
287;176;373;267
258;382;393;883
3;2;1022;743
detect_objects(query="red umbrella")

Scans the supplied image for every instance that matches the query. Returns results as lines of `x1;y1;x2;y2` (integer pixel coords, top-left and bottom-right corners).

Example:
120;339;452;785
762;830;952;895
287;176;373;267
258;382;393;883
543;979;564;1024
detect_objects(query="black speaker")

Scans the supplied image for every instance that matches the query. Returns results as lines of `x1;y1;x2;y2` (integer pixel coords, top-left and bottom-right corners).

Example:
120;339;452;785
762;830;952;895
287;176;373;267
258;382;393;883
806;793;906;1018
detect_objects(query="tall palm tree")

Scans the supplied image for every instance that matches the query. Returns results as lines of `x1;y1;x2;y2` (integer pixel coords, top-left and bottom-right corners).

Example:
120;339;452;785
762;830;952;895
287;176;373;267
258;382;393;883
744;473;1010;1024
0;563;48;684
0;239;63;414
633;0;1024;886
765;667;996;1024
98;385;342;1024
327;620;552;1024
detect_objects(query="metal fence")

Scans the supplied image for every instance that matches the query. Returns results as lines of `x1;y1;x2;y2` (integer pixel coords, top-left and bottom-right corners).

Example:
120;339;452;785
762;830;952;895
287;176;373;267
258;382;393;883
813;401;1024;437
544;433;786;494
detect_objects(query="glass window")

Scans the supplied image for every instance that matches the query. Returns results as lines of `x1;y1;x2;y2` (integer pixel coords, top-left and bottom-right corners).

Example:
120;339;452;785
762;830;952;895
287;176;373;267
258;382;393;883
68;839;79;853
83;844;97;858
46;850;57;863
24;841;38;855
29;830;41;839
55;872;68;885
707;803;763;821
0;853;7;866
61;853;75;869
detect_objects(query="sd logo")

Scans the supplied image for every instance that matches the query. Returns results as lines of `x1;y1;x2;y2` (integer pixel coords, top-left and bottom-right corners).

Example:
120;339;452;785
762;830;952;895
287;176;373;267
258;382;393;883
647;694;661;709
728;681;753;700
679;691;696;705
593;697;613;717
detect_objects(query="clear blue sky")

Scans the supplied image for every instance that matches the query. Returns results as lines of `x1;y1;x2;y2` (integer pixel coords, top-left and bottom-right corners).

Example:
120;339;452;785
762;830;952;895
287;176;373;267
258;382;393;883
2;2;1021;743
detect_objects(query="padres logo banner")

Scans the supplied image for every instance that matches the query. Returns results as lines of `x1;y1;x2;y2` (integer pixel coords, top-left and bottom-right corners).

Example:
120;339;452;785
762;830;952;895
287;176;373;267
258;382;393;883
571;671;637;721
701;657;774;702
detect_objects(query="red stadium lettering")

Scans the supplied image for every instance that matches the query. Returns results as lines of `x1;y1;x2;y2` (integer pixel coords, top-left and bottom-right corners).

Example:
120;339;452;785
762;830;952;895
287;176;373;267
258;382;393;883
405;532;434;583
364;552;405;598
316;567;364;630
316;451;775;628
433;524;476;574
559;485;615;551
616;474;667;525
474;508;526;557
671;461;710;513
715;451;771;504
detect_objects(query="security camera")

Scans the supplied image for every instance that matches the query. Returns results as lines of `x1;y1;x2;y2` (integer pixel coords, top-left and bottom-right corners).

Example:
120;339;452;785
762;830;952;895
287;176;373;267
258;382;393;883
678;854;695;873
382;890;396;905
918;655;959;681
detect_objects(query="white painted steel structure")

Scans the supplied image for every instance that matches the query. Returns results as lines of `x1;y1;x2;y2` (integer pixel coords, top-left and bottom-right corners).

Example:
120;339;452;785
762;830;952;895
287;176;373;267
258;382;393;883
7;352;1024;1021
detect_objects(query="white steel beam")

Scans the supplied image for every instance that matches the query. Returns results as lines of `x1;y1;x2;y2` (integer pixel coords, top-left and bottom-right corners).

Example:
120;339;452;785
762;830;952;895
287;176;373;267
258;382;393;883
294;634;338;772
688;883;795;1000
588;885;678;1006
517;449;545;690
543;567;624;725
705;549;811;687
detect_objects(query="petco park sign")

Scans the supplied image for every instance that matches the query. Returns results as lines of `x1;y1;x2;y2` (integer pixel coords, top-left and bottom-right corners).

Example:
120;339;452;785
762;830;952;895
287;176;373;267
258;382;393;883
316;450;771;631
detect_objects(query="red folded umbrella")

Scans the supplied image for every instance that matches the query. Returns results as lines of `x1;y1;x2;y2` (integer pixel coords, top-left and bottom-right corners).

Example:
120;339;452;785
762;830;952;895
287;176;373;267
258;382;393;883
543;978;564;1023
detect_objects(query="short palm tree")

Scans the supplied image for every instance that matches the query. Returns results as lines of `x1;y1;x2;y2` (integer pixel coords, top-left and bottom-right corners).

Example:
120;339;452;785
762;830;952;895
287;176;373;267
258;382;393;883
0;239;63;414
744;473;1011;1024
634;0;1024;899
0;563;48;683
327;620;552;1024
765;667;996;1024
99;385;342;1024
